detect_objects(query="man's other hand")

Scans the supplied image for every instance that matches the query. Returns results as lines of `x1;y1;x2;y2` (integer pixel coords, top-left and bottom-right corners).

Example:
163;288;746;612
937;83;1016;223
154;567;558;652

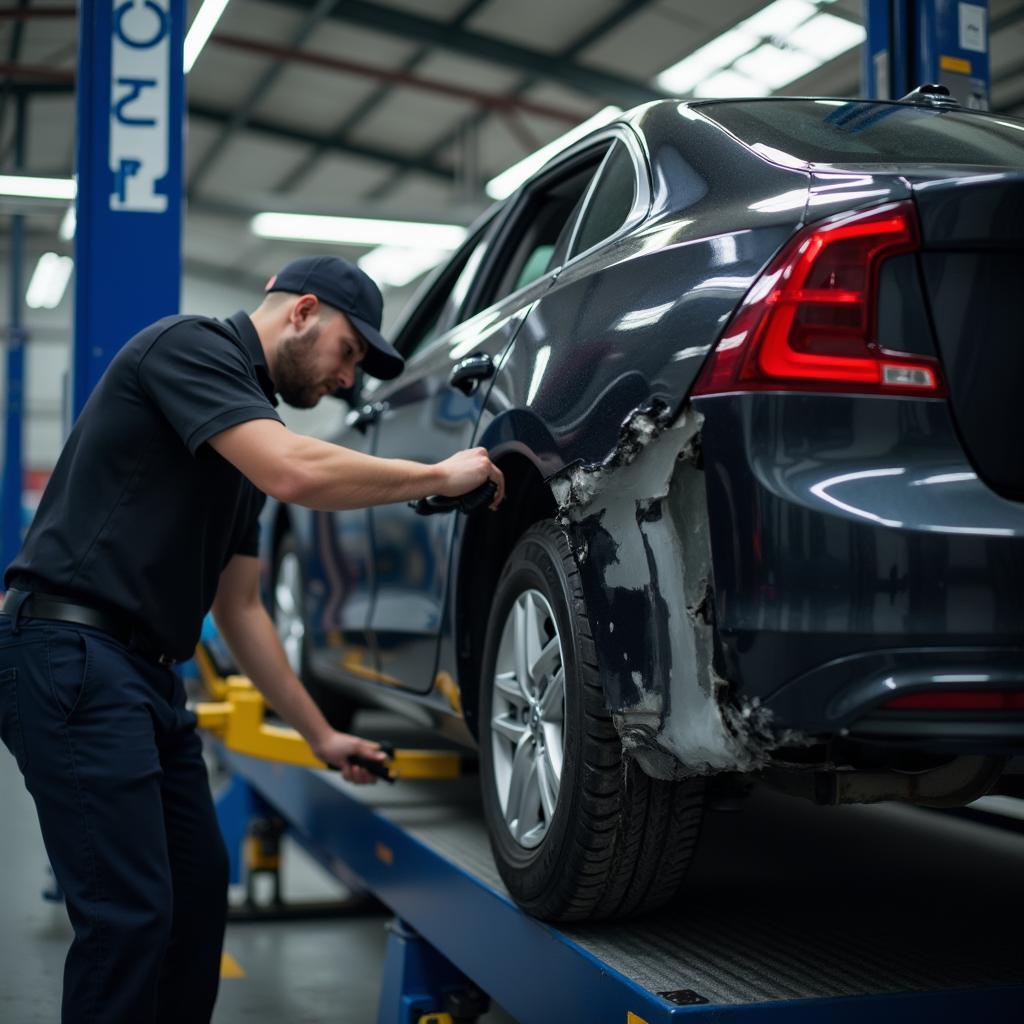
315;731;389;784
436;447;505;510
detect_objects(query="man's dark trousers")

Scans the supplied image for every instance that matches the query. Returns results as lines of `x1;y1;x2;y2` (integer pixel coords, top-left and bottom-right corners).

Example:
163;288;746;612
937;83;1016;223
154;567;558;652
0;611;229;1023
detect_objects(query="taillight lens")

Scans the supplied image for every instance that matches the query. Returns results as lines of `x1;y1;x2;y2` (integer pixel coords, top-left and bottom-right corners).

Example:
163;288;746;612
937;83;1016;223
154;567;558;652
884;691;1024;711
692;201;946;398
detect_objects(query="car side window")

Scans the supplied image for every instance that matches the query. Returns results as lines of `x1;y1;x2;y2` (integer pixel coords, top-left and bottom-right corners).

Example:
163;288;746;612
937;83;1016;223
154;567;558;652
469;145;611;314
569;141;637;259
394;229;490;361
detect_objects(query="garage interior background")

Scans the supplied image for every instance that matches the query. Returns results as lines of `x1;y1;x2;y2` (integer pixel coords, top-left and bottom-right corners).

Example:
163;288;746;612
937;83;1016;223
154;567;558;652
2;0;1024;487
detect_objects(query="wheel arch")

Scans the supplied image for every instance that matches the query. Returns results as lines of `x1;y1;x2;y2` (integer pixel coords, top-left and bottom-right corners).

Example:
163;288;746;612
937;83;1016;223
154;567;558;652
453;445;558;739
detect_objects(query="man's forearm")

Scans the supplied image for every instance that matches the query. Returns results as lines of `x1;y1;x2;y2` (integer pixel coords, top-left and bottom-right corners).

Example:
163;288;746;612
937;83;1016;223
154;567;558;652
212;599;335;753
289;434;445;511
209;420;500;513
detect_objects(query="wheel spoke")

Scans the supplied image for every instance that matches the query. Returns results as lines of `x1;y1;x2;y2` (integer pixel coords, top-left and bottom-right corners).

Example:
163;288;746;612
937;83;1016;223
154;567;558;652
540;724;565;778
536;748;558;821
491;712;527;745
274;554;305;675
513;598;531;698
504;735;534;830
494;670;528;709
538;667;564;723
513;754;542;842
523;593;544;689
530;635;560;685
283;635;300;670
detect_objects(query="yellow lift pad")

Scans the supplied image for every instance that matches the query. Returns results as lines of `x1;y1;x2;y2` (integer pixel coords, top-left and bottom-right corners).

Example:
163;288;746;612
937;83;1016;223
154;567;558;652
192;644;462;781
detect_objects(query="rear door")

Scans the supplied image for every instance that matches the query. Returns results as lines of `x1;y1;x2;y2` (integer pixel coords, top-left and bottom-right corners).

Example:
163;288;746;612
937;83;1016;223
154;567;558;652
302;405;381;686
367;140;619;692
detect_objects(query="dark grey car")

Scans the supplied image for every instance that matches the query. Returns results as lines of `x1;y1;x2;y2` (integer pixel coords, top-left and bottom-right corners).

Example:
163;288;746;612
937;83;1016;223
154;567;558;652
264;96;1024;922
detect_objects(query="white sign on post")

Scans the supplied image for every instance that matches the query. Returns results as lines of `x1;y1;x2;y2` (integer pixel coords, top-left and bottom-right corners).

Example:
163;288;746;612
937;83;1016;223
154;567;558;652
109;0;171;212
958;3;987;54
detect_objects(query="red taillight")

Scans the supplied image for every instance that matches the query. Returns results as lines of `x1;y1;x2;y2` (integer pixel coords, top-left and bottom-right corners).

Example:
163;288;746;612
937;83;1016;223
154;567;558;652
692;201;946;398
884;691;1024;711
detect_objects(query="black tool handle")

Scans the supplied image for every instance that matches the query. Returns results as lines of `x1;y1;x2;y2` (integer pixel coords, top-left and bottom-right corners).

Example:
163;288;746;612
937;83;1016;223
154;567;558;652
411;480;497;516
347;755;395;784
328;742;396;784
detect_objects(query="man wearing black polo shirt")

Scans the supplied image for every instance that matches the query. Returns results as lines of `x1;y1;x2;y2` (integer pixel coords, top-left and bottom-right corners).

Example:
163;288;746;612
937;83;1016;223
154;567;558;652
0;256;504;1024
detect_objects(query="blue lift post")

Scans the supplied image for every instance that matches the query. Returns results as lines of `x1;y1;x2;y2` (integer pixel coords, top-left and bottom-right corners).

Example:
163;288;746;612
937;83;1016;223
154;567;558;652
73;0;185;422
2;93;28;577
865;0;990;107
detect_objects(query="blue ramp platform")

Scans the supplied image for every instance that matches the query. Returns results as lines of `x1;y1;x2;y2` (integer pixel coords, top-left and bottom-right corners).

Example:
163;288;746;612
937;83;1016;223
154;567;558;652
212;723;1024;1024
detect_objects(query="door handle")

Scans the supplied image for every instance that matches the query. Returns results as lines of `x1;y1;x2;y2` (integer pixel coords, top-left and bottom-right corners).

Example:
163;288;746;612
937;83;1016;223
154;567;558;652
347;401;385;433
448;353;494;396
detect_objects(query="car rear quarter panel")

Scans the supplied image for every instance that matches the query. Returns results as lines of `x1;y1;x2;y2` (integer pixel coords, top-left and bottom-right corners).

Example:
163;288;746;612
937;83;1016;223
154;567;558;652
454;112;817;770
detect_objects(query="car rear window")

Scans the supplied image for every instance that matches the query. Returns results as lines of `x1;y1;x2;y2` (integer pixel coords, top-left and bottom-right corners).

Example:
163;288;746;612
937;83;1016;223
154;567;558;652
701;99;1024;168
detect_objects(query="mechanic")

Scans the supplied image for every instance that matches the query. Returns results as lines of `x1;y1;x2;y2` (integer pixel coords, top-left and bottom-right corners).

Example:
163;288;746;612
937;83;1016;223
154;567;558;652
0;255;505;1024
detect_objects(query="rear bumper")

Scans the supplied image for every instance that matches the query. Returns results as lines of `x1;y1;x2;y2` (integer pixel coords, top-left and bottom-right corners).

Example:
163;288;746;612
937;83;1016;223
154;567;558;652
696;393;1024;748
766;644;1024;753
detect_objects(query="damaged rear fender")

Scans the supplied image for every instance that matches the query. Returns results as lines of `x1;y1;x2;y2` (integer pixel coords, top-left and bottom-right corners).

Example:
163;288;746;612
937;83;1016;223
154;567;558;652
549;401;793;779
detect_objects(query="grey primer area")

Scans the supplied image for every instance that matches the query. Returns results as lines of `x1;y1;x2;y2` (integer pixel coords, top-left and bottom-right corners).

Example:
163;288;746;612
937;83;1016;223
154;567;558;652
549;402;799;780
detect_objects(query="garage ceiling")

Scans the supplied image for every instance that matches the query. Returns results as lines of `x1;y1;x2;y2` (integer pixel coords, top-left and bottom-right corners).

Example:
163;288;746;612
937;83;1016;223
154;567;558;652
3;0;1024;295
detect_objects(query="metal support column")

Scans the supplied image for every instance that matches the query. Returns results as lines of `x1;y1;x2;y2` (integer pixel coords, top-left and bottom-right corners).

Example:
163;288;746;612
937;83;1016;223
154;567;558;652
865;0;989;108
73;0;185;422
2;92;28;574
377;919;488;1024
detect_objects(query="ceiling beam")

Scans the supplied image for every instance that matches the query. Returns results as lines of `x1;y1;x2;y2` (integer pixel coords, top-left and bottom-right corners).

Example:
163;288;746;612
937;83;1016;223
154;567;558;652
188;0;341;194
0;8;75;19
367;0;661;202
211;33;584;124
267;0;665;107
273;0;490;196
187;103;455;185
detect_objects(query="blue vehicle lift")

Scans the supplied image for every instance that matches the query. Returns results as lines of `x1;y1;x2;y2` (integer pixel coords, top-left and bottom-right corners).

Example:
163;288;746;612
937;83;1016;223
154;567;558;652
864;0;990;107
196;649;1024;1024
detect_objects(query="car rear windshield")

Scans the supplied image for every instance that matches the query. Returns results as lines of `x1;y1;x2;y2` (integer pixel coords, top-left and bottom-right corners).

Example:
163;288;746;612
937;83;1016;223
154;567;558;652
701;99;1024;168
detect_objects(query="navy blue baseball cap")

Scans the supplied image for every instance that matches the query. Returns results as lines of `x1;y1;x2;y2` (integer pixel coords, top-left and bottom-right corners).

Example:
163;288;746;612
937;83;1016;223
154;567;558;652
265;255;405;380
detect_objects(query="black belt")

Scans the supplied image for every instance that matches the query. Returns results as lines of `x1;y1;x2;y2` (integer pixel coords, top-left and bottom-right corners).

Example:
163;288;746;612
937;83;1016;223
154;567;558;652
1;589;177;666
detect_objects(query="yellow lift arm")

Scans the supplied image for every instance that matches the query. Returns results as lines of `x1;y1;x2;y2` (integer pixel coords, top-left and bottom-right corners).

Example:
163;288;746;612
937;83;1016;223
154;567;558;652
191;643;461;781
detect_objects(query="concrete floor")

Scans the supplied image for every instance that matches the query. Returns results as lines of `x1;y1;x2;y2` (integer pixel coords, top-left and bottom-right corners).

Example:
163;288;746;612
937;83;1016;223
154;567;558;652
0;742;517;1023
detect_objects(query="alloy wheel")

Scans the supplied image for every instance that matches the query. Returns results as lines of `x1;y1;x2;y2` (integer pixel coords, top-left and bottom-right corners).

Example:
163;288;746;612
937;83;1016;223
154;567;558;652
274;550;305;675
490;588;566;849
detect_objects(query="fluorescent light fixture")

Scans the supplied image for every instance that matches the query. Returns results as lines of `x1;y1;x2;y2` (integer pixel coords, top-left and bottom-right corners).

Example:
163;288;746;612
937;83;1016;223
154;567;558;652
485;105;622;200
358;246;451;289
0;174;76;200
734;43;820;90
251;212;467;250
184;0;231;73
694;69;771;98
788;12;866;61
655;0;865;98
657;30;759;93
59;204;76;241
26;252;74;309
742;0;818;38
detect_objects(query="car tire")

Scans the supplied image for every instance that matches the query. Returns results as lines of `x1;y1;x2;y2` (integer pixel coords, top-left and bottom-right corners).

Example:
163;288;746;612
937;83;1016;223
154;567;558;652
272;534;356;733
479;520;705;922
